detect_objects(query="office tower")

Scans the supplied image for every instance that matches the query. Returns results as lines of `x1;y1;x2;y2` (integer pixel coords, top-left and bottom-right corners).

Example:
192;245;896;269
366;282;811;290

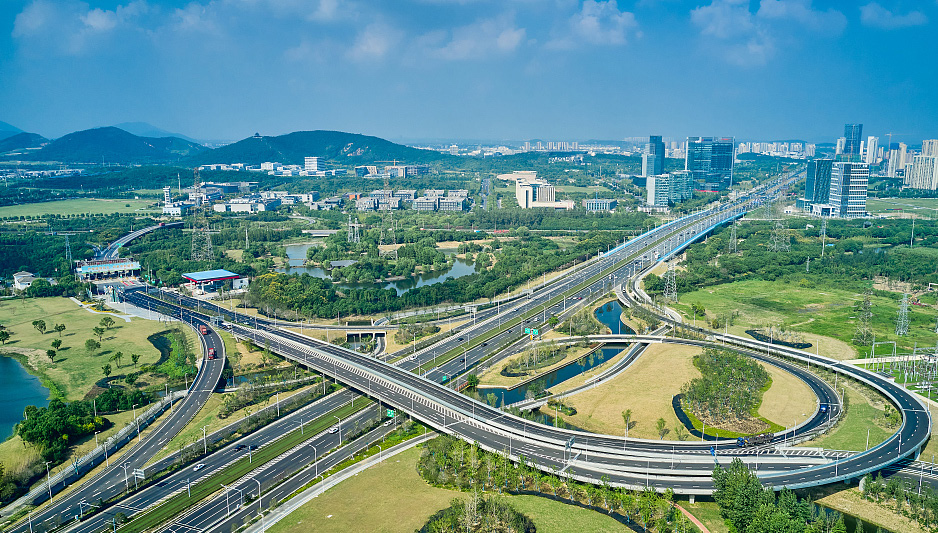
865;136;879;165
835;138;846;155
829;162;869;218
646;171;692;207
304;156;320;172
643;135;665;177
685;137;735;188
908;155;938;190
843;124;863;159
804;159;833;204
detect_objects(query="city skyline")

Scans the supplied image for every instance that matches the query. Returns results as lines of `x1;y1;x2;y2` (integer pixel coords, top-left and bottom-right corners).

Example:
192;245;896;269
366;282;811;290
1;0;936;143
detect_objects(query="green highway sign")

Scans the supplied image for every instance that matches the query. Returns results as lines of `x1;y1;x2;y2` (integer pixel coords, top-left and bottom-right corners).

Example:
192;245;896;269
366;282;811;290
524;327;530;334
386;409;395;417
532;329;539;336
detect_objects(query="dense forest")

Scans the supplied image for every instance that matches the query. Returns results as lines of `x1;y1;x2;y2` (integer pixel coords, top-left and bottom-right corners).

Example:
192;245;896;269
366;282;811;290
681;348;770;424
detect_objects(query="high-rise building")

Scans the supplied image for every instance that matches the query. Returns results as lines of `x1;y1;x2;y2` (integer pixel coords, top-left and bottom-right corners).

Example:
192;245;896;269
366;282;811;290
829;162;869;218
304;157;320;172
642;135;665;178
843;124;863;159
922;139;938;157
647;171;692;207
685;137;735;189
889;143;908;178
835;138;846;155
804;159;833;204
908;156;938;190
865;136;879;165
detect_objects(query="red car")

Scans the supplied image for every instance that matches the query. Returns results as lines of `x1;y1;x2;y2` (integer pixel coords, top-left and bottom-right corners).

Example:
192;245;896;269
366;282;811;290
208;348;217;360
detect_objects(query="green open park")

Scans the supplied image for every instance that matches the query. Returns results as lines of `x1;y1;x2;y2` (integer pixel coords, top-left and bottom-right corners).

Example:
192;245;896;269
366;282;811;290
0;198;157;219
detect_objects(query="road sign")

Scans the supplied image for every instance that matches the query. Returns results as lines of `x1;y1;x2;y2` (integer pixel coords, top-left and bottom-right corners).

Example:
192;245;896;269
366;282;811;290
524;328;530;334
709;446;716;457
386;409;395;418
532;329;539;336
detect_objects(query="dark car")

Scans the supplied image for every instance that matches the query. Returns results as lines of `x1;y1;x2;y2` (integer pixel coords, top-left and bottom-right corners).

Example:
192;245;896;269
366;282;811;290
481;342;488;347
235;444;246;451
457;337;464;341
249;444;259;450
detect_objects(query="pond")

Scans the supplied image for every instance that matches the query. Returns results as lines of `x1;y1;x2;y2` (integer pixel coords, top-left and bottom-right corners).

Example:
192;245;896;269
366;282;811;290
594;300;635;335
0;356;50;440
479;344;630;407
277;243;478;296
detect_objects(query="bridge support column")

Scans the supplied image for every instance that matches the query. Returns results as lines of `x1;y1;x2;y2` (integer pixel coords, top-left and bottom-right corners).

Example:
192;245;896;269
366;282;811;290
688;495;695;504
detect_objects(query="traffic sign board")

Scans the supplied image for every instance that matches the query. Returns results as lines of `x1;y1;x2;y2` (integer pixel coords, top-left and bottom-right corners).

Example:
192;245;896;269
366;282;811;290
524;327;530;334
386;409;395;418
532;329;539;336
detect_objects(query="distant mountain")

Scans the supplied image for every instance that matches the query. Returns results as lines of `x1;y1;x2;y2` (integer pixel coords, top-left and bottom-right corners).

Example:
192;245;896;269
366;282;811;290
0;121;23;141
8;126;208;164
187;130;452;166
0;132;48;153
113;122;202;144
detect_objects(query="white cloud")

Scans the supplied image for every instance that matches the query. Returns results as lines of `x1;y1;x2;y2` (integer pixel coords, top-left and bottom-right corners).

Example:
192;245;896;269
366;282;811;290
860;2;927;29
424;14;526;60
13;0;151;54
691;0;845;66
548;0;638;49
347;22;402;61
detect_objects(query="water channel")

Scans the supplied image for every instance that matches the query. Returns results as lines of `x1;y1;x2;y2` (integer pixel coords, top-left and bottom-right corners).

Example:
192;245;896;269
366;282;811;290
478;301;635;406
277;243;478;296
0;356;50;440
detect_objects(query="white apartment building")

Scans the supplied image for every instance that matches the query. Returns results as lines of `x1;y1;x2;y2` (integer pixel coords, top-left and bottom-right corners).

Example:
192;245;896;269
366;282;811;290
829;162;869;218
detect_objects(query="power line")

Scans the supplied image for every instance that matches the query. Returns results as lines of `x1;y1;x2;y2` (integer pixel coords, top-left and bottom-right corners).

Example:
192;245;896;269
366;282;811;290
190;168;214;262
896;293;910;336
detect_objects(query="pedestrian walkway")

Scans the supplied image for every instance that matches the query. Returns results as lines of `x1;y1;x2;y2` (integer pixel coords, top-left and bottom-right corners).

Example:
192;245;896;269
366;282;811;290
675;504;711;533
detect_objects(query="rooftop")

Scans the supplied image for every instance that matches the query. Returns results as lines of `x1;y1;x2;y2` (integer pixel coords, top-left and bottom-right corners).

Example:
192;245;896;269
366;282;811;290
182;269;242;282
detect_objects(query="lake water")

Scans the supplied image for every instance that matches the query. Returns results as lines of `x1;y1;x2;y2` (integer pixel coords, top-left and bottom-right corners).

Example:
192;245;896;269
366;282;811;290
594;300;635;335
0;356;50;440
277;243;478;296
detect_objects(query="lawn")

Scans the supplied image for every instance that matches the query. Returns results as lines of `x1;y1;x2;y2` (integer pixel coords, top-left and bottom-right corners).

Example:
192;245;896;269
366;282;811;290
266;446;628;533
683;500;729;533
800;387;891;452
672;279;938;360
555;185;613;194
561;343;816;440
0;198;157;218
866;197;938;217
0;296;197;400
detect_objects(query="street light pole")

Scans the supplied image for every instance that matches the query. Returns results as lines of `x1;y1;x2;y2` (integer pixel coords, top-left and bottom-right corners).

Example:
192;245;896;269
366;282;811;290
253;477;265;532
202;425;209;454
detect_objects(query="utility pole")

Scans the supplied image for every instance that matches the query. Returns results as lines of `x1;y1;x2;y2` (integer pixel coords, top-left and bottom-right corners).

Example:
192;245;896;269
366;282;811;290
820;218;827;257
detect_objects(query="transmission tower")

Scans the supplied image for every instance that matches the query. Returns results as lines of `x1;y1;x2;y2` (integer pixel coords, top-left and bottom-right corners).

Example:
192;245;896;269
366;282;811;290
347;214;361;244
190;169;214;262
64;234;72;265
727;220;737;253
820;218;827;257
805;256;810;272
663;262;677;302
895;293;910;336
769;218;790;253
380;173;396;245
853;290;873;345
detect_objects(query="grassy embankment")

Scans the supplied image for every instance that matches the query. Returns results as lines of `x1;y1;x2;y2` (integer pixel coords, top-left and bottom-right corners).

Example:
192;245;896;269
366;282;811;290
561;343;816;440
265;446;631;533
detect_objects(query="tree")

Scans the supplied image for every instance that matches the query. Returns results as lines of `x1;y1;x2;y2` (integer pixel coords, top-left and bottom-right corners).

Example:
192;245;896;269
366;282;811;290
675;425;689;441
0;330;9;345
54;323;66;337
131;353;140;369
465;373;479;388
656;418;668;439
85;339;101;356
102;364;112;379
100;316;115;330
111;351;123;368
622;409;633;434
51;339;62;350
32;319;47;335
92;326;105;342
713;458;765;533
46;349;56;363
548;315;559;327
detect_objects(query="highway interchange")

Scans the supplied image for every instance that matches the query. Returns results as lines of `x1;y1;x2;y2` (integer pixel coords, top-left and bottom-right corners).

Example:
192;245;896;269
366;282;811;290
9;169;934;533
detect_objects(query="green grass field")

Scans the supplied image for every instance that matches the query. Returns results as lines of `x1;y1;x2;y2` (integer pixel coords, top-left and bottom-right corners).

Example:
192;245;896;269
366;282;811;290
672;279;938;359
266;446;630;533
0;296;196;400
866;198;938;217
802;388;891;452
0;198;157;218
555;185;613;194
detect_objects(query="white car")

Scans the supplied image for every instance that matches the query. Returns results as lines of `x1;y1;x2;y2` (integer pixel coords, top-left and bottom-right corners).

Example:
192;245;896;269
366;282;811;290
328;426;339;434
383;420;393;427
193;463;205;472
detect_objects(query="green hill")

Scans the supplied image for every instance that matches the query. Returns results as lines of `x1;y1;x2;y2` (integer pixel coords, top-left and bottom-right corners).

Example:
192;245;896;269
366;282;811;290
187;130;452;166
0;132;48;153
10;126;207;164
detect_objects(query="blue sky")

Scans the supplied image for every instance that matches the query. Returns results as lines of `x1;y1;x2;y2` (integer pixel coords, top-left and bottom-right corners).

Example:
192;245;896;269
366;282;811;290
1;0;936;144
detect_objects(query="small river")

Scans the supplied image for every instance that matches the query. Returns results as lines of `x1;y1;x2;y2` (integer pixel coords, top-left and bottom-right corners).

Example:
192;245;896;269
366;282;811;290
276;243;478;296
0;356;50;440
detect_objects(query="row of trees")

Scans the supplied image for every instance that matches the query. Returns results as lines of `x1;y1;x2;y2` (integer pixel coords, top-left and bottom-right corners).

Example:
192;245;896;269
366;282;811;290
714;458;866;533
681;348;770;425
420;493;536;533
417;435;695;533
862;472;938;529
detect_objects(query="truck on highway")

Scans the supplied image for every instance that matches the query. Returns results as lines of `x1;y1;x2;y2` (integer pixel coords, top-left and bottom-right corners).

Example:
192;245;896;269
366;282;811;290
736;433;773;447
199;325;208;335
